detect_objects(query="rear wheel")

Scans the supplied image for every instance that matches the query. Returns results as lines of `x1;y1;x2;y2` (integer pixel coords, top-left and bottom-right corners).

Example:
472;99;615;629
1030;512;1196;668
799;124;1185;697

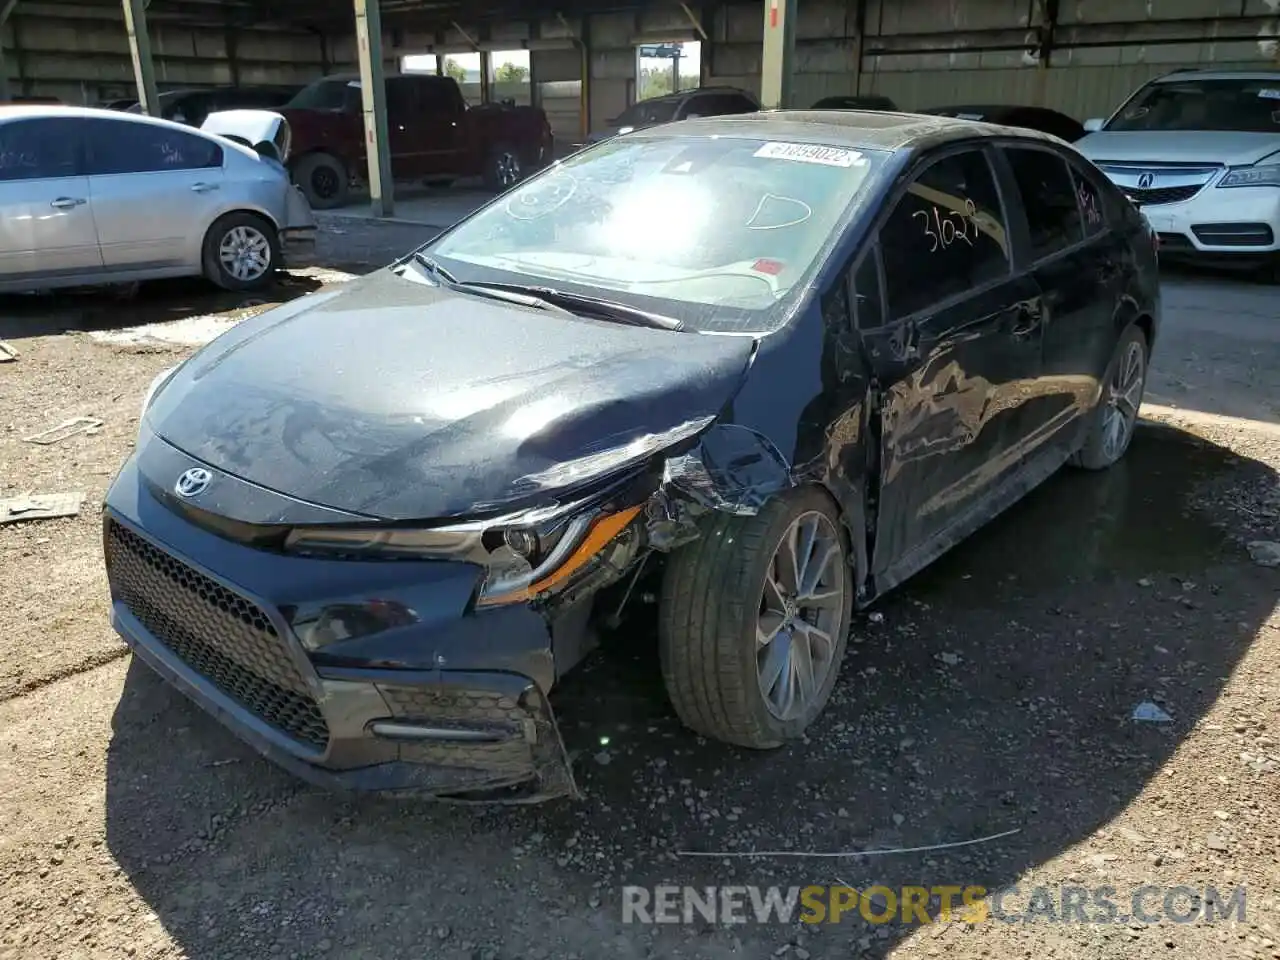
202;212;279;292
659;487;852;749
483;144;523;191
292;151;349;209
1072;324;1148;470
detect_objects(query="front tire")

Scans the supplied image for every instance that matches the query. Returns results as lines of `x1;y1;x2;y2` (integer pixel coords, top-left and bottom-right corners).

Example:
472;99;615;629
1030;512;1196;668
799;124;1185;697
659;487;852;749
1072;323;1148;470
202;212;279;292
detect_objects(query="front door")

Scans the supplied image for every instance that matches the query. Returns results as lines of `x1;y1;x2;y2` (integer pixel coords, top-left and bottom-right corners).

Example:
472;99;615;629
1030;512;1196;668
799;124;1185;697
857;146;1044;591
82;117;227;270
0;117;102;283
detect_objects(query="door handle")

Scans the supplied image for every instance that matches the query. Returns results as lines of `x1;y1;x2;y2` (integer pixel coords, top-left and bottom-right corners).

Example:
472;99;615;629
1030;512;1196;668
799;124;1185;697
50;197;86;209
191;182;220;193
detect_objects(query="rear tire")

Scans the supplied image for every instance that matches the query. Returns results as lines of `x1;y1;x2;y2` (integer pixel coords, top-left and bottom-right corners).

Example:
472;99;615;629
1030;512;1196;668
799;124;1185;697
658;487;852;749
483;144;523;192
292;151;349;209
1071;324;1148;470
202;212;279;292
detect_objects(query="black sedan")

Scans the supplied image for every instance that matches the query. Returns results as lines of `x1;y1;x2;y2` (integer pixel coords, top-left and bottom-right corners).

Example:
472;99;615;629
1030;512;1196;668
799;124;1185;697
104;111;1160;800
918;104;1088;142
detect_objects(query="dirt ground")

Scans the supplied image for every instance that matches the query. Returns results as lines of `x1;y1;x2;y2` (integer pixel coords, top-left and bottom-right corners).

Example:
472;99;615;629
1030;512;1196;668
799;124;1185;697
0;216;1277;960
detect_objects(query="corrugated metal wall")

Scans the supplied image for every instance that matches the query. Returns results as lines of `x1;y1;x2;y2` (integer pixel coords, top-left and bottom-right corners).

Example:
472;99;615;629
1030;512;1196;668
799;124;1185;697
706;0;1280;117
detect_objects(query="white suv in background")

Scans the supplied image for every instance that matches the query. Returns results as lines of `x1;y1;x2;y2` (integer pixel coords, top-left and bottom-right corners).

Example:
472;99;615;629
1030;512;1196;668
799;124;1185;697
1075;69;1280;278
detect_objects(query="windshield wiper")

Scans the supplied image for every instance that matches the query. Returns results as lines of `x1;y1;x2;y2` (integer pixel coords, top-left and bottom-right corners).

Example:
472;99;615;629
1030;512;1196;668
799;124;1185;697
403;251;460;286
403;253;579;317
459;282;685;331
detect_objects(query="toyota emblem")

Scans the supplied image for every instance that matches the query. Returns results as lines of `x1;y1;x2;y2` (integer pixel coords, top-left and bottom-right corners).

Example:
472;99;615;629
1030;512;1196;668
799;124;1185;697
1136;172;1156;189
174;467;212;498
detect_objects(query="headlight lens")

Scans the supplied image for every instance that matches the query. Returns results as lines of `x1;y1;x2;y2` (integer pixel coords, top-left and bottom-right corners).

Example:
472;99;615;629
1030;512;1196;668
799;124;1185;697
141;365;179;417
1217;162;1280;188
283;418;713;604
284;504;643;607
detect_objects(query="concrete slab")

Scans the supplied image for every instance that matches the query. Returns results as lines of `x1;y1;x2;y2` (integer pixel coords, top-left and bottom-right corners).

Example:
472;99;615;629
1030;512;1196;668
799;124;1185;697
323;187;492;229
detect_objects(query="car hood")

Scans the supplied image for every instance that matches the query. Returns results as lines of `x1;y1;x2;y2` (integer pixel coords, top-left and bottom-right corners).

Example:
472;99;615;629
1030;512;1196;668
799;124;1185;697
202;110;292;163
1075;130;1280;166
145;270;755;521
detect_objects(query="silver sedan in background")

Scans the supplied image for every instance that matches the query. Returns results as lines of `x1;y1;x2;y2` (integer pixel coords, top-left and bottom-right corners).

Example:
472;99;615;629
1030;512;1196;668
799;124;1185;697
0;105;315;294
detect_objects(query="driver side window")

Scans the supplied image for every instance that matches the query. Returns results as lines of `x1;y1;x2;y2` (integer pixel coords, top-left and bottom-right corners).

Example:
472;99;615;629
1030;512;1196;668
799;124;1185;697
878;149;1011;320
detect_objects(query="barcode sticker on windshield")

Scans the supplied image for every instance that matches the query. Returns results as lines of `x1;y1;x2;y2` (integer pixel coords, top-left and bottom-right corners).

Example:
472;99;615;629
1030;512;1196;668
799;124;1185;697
753;142;863;167
1259;88;1280;100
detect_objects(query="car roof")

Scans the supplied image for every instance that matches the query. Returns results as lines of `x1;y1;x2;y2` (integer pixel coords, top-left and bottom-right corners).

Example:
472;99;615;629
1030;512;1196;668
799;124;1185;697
1153;69;1280;83
635;108;1068;152
0;103;225;134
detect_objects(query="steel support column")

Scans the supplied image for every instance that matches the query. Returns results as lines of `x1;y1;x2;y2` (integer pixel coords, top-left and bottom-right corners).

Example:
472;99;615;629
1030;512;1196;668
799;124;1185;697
0;0;17;102
354;0;394;218
760;0;795;110
122;0;160;115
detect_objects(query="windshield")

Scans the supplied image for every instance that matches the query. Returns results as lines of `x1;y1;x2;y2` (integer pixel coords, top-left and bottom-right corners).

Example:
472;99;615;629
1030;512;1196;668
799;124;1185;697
1106;78;1280;133
285;78;359;112
613;99;680;128
423;134;884;334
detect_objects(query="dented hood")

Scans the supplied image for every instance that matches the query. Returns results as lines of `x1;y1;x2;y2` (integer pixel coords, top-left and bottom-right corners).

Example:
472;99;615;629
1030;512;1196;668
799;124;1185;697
145;271;754;520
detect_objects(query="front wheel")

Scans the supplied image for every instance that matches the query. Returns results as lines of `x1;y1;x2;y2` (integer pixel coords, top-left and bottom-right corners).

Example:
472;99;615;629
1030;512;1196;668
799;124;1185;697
1072;323;1149;470
202;212;279;292
659;487;853;749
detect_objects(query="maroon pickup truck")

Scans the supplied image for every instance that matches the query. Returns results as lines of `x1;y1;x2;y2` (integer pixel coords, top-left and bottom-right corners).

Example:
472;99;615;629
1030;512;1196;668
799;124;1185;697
281;74;553;208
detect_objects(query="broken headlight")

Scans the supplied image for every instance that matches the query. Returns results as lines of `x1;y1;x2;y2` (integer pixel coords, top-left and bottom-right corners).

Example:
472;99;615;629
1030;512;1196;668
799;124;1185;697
283;503;642;607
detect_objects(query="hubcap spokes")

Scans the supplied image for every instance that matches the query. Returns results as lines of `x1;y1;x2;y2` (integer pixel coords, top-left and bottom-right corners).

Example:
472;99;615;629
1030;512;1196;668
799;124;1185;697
498;153;520;186
1101;341;1145;461
218;226;270;282
757;512;845;721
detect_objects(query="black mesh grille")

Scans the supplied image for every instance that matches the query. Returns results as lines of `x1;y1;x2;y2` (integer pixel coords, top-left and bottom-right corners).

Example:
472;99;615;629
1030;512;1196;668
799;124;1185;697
105;519;329;751
1122;184;1201;206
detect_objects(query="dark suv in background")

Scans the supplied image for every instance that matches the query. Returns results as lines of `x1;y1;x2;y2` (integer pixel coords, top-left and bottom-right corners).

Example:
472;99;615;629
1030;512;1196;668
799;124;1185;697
124;86;300;128
582;86;759;145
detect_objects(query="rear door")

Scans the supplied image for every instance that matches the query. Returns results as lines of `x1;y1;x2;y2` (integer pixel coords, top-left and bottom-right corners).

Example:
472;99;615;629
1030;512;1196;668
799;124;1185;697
413;77;468;174
997;144;1119;463
83;117;226;270
856;145;1044;590
0;117;102;282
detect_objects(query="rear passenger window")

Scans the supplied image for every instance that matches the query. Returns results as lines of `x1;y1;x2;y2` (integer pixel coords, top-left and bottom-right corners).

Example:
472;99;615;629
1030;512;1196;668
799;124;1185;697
1005;147;1084;260
86;119;222;175
1070;166;1106;236
879;149;1010;319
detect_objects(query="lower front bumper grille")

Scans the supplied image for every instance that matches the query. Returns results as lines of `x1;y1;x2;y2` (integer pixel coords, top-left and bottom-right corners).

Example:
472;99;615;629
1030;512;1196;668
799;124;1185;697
1191;222;1276;247
105;519;330;751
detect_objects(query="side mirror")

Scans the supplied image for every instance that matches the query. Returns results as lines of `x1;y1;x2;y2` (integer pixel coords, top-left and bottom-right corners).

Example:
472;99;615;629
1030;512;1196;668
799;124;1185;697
1083;118;1104;132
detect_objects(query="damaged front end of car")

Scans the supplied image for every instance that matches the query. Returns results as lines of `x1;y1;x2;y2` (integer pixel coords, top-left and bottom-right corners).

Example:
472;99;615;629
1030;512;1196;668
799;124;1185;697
104;396;801;804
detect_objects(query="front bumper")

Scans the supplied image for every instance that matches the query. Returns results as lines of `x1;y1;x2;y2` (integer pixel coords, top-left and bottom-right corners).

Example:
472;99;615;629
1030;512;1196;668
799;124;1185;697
1126;184;1280;260
103;455;576;801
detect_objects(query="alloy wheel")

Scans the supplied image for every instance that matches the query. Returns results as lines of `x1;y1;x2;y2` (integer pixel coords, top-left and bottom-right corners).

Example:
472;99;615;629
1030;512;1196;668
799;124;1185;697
218;225;272;283
1101;339;1145;462
495;152;521;187
756;511;846;721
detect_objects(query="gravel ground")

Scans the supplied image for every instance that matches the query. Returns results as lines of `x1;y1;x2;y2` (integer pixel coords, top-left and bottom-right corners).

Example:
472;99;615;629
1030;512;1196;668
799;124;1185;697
0;217;1277;960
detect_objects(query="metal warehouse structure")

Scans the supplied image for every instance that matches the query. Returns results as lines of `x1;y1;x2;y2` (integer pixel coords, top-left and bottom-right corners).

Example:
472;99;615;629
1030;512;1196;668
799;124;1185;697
2;0;1278;215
